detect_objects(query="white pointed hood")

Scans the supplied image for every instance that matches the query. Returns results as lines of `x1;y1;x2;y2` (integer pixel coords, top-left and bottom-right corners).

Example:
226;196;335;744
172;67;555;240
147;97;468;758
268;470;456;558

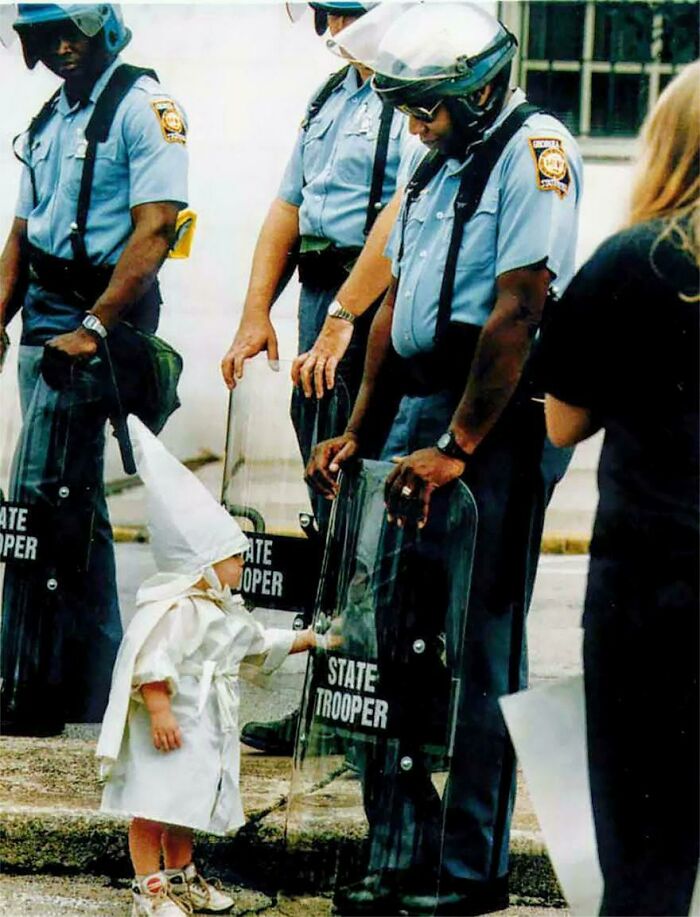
128;416;249;580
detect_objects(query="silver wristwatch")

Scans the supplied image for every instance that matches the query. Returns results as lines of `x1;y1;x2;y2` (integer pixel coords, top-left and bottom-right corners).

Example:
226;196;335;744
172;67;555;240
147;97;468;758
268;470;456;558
82;314;108;339
327;300;356;325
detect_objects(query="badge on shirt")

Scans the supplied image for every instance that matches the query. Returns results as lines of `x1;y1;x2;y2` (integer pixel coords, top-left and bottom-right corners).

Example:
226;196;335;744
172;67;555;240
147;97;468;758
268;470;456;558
528;137;570;198
151;99;187;144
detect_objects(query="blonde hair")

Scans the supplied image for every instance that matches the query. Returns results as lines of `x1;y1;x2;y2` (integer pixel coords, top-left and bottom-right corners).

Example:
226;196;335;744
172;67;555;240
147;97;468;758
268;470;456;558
628;60;700;268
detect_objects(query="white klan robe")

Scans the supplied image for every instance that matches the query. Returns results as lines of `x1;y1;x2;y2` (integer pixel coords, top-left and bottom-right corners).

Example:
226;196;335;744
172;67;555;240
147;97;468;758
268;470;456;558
96;419;295;834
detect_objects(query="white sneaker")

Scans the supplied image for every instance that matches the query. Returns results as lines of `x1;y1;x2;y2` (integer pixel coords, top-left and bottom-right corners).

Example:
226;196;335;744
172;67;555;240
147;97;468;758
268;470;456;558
131;872;192;916
168;863;235;913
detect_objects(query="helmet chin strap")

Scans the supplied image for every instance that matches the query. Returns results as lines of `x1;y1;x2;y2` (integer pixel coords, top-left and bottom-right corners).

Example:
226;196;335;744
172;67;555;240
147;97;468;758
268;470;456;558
443;69;512;160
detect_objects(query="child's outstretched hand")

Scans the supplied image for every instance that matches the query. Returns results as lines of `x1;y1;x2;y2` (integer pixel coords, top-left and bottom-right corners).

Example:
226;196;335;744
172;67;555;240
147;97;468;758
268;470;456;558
140;681;183;752
150;708;182;752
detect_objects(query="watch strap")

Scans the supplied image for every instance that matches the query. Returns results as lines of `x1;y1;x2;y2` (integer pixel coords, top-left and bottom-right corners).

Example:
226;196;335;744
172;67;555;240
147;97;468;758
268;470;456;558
436;430;470;462
82;314;108;339
327;300;356;324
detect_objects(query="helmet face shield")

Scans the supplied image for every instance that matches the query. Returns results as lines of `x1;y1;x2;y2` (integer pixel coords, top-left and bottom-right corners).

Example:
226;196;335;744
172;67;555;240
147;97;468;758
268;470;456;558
0;5;18;49
286;2;372;36
329;2;516;99
326;1;415;67
309;2;374;36
285;3;308;24
12;3;130;68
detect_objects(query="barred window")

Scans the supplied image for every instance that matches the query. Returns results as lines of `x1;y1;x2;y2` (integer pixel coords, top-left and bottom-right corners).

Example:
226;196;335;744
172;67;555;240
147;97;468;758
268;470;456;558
510;1;698;139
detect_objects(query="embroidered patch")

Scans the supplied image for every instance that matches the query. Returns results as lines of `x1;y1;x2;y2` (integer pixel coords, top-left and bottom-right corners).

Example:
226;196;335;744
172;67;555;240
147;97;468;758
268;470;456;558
528;137;570;198
151;99;187;144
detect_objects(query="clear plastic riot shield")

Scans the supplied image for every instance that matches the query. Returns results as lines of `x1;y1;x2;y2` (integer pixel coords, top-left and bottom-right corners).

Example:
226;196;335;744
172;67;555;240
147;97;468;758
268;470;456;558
286;459;477;910
1;349;122;734
0;334;21;504
222;354;350;626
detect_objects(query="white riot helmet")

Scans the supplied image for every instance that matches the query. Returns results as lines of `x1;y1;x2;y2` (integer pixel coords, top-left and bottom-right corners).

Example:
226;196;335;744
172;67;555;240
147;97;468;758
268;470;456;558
330;3;517;150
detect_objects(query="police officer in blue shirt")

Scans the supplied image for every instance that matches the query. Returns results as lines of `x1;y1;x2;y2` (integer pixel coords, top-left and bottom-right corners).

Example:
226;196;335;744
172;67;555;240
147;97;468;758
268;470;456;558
221;2;418;441
222;0;418;755
307;4;582;913
0;3;188;735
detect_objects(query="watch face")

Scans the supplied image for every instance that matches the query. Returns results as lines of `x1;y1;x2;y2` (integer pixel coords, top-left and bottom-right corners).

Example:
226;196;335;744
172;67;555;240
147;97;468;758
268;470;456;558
437;433;451;451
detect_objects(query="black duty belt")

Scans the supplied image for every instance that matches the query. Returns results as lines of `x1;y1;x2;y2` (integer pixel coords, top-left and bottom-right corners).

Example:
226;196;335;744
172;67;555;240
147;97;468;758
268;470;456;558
27;243;161;332
398;322;482;397
397;320;548;404
27;244;113;306
297;243;363;290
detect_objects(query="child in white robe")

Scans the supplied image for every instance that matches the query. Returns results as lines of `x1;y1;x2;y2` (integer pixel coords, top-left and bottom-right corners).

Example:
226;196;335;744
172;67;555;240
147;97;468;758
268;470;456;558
97;419;326;916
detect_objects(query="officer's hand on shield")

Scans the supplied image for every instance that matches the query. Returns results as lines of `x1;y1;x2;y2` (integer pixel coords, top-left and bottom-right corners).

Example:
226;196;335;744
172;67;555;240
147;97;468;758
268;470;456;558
292;317;354;399
46;327;99;361
385;448;465;528
305;431;360;499
221;317;280;390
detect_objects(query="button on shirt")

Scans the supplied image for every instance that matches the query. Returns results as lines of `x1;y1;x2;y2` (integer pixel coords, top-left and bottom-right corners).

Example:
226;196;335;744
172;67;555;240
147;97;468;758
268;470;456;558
15;56;189;266
278;67;420;249
387;89;583;358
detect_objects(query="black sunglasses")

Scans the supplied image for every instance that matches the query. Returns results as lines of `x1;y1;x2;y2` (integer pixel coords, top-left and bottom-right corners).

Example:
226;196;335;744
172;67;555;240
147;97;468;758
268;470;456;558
396;99;443;123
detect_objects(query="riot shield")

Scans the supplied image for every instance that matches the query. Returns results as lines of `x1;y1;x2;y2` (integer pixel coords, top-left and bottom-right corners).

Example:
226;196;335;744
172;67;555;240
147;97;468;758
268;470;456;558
221;354;350;625
286;459;477;910
1;349;122;734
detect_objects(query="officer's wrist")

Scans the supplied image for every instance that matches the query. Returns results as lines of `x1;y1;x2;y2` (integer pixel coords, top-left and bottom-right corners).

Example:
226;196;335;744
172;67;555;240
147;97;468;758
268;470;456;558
435;429;471;463
82;313;108;340
327;300;356;325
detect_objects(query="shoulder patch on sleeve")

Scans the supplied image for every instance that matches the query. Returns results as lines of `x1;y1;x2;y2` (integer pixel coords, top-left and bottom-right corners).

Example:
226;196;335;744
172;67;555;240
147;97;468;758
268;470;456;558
528;137;570;198
150;99;187;145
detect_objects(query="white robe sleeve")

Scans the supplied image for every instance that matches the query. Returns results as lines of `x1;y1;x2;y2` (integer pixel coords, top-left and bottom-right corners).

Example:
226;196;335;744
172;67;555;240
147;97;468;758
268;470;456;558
236;614;296;686
131;597;206;700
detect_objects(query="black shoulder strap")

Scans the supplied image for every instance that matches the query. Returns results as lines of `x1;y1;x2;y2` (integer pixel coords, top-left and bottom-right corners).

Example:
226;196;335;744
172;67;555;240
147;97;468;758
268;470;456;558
302;65;351;131
27;89;62;146
72;64;158;265
11;89;62;208
435;102;540;343
363;102;394;236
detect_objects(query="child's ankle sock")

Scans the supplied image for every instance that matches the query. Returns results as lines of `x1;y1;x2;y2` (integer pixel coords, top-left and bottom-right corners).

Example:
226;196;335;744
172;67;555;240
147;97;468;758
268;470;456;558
133;872;167;896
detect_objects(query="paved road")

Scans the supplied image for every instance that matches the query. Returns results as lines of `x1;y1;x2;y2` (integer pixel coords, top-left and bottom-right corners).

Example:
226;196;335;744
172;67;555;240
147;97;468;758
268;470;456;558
0;874;570;917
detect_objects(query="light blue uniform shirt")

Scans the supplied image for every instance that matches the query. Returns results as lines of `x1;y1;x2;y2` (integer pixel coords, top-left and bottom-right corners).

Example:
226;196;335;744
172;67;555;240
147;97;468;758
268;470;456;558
15;56;188;266
278;67;420;249
388;89;583;359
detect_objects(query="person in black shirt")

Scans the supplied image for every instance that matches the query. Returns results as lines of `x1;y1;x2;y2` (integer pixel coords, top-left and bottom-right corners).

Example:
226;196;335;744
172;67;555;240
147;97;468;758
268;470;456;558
539;61;699;916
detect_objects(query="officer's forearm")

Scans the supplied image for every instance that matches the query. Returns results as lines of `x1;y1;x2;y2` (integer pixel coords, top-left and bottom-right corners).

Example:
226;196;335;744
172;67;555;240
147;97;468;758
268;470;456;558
335;190;402;316
0;218;28;325
450;268;549;454
90;202;179;330
346;284;396;439
242;198;300;321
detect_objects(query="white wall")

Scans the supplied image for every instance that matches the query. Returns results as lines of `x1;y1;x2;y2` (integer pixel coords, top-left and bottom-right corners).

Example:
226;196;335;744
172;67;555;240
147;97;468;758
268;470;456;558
0;2;634;485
